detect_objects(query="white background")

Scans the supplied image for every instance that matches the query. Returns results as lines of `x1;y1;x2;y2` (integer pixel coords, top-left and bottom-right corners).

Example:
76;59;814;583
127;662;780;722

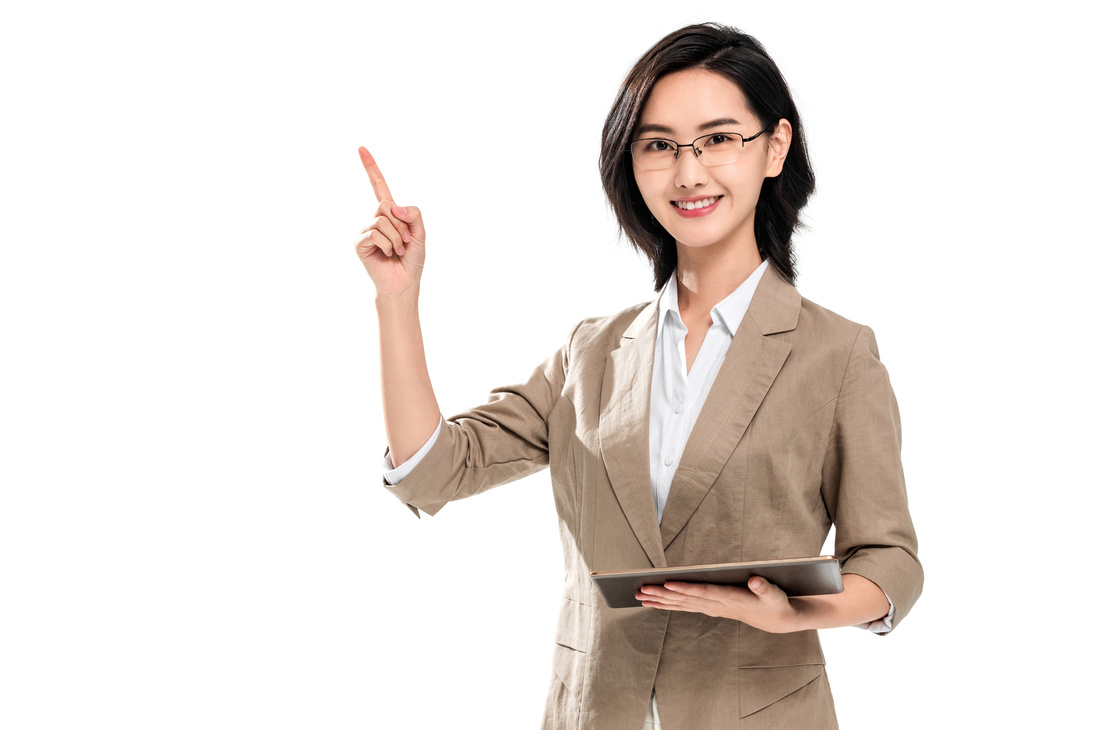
2;1;1092;727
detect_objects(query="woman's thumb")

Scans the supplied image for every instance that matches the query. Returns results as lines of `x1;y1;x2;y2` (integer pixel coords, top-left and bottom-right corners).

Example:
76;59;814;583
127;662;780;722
748;576;769;596
392;204;423;236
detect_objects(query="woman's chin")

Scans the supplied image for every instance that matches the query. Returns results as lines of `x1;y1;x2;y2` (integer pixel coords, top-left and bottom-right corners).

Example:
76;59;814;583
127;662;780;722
673;235;725;253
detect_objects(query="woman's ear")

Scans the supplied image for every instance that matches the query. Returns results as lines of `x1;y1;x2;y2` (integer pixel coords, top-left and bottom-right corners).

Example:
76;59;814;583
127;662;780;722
764;118;793;178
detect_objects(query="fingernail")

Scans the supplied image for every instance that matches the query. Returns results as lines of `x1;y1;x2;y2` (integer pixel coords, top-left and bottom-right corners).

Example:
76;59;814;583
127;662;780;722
393;205;406;217
397;246;405;256
401;230;410;244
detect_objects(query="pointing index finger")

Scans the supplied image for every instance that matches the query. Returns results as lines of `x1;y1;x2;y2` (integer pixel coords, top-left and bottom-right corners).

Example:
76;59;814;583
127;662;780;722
358;146;394;203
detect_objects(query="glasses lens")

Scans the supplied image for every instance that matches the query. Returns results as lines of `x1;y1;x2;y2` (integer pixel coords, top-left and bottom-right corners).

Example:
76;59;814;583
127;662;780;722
696;133;744;165
630;133;747;168
631;139;676;169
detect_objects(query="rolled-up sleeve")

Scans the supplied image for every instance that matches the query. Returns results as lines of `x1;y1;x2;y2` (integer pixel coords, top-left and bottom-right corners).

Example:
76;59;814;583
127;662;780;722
382;415;444;486
381;319;582;518
821;325;924;633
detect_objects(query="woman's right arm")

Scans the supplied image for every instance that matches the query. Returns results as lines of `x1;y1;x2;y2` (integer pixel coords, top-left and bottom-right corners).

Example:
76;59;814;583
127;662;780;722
357;146;576;517
355;146;441;468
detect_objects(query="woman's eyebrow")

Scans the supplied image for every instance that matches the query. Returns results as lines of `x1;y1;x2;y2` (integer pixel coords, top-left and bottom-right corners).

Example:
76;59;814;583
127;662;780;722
634;117;742;137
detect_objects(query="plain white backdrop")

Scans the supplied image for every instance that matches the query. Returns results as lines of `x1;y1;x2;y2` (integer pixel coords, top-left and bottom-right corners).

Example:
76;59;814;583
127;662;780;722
2;1;1092;727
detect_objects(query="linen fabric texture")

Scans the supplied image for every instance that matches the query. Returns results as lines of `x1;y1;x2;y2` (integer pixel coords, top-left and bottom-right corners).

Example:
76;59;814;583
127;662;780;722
385;261;892;632
380;264;923;729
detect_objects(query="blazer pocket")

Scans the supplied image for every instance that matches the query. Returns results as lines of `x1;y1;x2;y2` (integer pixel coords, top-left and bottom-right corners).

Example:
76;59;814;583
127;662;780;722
738;623;826;667
551;597;590;700
551;643;586;700
553;596;590;653
738;663;825;719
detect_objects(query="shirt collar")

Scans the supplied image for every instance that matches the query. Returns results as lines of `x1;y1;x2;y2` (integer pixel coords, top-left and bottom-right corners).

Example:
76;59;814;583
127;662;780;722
657;258;770;339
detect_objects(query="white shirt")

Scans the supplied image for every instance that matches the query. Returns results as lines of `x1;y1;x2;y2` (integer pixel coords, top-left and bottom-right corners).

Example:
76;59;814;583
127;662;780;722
650;258;767;524
382;258;894;632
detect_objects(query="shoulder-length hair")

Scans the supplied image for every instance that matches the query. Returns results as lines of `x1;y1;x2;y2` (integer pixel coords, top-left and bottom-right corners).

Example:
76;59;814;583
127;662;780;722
600;23;816;291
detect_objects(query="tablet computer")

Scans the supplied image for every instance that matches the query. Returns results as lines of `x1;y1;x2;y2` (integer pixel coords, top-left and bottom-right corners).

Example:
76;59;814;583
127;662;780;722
590;555;843;609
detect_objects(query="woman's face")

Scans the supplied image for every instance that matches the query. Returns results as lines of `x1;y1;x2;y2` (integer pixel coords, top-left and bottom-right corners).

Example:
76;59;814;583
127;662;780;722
632;68;791;257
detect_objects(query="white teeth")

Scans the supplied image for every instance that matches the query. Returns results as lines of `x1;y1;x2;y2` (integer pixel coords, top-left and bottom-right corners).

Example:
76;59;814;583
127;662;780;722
675;196;719;210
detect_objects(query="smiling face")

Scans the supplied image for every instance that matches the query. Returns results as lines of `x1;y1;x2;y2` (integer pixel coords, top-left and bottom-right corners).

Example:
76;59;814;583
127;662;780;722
632;68;791;258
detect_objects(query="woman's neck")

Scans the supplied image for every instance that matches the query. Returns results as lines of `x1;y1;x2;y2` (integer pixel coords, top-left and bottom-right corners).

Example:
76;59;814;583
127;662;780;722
674;239;763;319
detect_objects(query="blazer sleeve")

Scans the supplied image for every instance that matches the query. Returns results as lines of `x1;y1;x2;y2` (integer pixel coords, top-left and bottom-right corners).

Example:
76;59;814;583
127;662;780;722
381;319;582;518
820;325;924;633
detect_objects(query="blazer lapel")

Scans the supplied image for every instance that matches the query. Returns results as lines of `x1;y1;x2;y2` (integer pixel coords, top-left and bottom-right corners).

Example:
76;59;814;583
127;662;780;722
658;265;801;551
599;298;667;568
598;265;802;565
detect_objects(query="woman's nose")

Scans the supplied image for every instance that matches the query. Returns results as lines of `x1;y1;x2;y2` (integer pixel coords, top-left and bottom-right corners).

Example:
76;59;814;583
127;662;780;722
674;146;708;188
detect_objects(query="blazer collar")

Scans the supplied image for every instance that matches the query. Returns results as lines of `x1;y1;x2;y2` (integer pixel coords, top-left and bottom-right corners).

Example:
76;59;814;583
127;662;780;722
632;260;800;340
600;263;801;567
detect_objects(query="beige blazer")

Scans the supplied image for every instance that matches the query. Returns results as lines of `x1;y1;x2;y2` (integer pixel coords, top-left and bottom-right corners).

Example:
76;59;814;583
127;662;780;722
383;264;923;729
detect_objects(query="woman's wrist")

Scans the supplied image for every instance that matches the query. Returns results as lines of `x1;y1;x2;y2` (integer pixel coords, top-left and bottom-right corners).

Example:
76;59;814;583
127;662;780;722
781;597;810;633
375;284;421;310
784;575;890;631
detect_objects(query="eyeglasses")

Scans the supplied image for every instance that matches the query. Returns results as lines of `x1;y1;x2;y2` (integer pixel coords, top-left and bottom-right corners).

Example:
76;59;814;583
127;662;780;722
628;129;770;170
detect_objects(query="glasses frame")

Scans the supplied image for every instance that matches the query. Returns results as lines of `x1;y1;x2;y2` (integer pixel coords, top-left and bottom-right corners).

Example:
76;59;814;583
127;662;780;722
628;127;771;169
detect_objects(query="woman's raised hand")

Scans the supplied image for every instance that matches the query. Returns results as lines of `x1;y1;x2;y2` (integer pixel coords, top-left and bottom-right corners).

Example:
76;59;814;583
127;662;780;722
354;146;426;299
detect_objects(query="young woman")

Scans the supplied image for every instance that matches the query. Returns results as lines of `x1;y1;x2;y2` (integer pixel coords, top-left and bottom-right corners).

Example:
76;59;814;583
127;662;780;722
358;22;922;730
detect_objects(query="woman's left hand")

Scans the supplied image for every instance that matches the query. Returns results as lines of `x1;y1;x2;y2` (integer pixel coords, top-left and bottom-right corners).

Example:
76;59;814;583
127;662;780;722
636;576;803;634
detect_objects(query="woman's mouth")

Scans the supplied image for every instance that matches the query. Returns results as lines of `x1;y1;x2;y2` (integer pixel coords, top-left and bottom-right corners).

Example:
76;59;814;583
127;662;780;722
672;195;722;217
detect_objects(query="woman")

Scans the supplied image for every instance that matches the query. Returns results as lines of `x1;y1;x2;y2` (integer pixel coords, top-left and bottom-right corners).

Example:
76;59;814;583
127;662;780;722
358;22;923;730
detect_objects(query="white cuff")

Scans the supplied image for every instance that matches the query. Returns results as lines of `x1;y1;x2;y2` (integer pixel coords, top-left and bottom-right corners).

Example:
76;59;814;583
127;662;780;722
382;415;444;486
855;589;895;634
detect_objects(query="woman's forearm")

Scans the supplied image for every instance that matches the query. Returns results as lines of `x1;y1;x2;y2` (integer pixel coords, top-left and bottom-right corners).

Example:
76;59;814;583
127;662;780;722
788;573;891;631
376;286;442;468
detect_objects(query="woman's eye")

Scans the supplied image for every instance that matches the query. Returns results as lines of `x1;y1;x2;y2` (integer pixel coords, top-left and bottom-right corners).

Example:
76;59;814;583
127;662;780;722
647;140;673;152
706;134;733;146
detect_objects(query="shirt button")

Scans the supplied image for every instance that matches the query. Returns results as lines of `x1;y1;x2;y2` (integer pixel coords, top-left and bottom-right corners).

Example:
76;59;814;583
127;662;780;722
664;455;673;466
674;402;683;414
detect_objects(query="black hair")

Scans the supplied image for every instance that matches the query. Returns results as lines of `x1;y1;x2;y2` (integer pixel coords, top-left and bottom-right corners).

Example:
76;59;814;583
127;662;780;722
600;23;816;290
